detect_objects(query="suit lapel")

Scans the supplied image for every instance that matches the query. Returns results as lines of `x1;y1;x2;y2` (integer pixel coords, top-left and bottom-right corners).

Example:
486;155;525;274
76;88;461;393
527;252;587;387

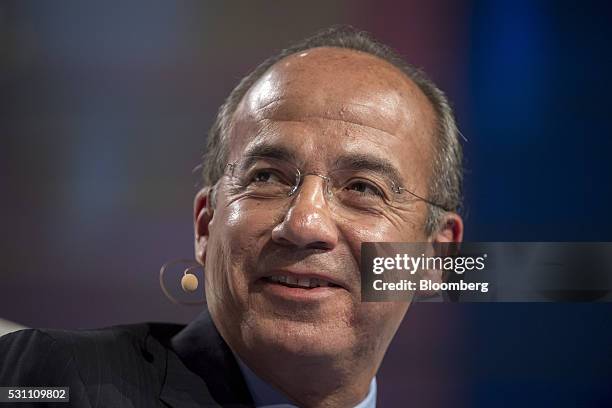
159;309;254;408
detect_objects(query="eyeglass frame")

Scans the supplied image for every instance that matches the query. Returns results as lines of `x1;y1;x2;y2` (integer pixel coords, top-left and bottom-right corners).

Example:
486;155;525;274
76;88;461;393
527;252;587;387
215;155;452;212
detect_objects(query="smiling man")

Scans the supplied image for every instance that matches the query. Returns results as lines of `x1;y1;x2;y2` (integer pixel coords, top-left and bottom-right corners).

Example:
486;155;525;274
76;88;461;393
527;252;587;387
0;26;463;407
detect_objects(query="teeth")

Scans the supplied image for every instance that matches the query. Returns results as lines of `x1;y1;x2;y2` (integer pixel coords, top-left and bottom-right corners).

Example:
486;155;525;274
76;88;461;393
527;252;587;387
267;275;333;288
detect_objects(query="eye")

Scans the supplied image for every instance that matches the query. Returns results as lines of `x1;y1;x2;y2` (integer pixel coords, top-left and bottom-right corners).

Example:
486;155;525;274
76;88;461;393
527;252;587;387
345;180;384;197
249;169;287;184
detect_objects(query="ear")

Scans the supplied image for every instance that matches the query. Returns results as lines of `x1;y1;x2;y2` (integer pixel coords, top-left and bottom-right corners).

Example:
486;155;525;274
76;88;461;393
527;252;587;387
418;212;464;299
194;187;215;265
432;212;464;244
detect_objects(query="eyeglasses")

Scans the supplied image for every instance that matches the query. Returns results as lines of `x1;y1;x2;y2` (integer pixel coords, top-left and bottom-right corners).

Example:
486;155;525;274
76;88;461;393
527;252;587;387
222;155;450;217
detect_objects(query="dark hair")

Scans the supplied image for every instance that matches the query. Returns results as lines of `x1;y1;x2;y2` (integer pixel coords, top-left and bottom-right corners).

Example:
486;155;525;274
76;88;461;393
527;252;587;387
200;25;463;235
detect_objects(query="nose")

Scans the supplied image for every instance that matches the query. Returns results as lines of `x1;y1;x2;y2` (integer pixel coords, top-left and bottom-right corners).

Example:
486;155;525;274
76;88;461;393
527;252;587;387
271;175;339;250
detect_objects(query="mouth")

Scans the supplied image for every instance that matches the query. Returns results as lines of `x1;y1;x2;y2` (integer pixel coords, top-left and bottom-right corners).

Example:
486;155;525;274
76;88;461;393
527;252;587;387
264;275;341;289
257;272;347;302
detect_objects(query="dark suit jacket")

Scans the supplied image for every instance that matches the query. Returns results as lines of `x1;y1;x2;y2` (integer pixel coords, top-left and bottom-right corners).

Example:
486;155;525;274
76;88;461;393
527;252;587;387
0;311;255;407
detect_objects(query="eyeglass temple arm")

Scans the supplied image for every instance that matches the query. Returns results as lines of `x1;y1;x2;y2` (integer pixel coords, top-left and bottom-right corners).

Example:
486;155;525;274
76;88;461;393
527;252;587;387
397;187;453;212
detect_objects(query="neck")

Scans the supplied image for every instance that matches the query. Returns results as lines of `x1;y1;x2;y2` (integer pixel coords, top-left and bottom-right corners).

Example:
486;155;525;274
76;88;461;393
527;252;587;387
241;351;376;408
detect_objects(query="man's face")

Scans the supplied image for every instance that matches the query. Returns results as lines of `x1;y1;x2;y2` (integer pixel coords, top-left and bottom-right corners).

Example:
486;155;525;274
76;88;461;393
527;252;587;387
197;47;440;371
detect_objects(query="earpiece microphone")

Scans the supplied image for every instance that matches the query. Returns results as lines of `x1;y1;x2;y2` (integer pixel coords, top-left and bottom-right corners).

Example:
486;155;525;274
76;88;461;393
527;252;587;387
159;259;206;305
181;272;199;293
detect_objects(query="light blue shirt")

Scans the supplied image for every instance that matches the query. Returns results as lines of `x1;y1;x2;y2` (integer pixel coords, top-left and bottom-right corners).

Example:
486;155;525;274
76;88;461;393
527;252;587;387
235;355;377;408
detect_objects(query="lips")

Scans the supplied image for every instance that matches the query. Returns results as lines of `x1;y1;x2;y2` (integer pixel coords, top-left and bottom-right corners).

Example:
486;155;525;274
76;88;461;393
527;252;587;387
257;265;349;293
255;267;351;302
264;275;340;289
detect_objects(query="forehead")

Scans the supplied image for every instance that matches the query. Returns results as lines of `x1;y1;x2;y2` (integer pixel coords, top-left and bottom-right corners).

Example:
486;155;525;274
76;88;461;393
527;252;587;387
229;47;436;178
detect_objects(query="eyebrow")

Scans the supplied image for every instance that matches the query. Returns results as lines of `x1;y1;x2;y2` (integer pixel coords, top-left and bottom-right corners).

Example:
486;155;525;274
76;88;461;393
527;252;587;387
334;153;406;187
240;144;299;170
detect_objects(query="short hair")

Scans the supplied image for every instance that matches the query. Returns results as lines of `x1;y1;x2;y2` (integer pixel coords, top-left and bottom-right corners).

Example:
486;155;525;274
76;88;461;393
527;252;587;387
200;25;463;235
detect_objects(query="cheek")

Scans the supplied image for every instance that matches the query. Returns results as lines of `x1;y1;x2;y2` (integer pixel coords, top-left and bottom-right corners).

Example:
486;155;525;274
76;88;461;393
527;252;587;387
207;199;277;299
339;213;427;269
223;199;279;259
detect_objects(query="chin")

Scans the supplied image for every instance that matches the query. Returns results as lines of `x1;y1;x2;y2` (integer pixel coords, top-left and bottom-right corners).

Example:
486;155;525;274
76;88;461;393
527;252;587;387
242;310;357;358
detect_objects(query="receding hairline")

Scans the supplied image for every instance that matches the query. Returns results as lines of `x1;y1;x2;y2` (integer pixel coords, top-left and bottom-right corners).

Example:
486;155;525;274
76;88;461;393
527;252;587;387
230;45;439;156
238;45;437;118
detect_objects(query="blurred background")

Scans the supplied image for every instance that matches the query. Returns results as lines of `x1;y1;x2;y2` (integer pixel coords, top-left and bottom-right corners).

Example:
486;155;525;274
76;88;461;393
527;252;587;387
1;0;611;406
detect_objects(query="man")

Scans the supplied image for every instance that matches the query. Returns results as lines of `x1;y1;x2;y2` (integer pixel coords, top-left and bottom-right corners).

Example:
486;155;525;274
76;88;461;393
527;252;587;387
0;26;463;407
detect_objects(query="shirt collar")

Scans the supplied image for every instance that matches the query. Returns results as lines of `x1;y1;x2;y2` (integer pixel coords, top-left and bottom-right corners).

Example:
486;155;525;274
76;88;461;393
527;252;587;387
234;353;377;408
